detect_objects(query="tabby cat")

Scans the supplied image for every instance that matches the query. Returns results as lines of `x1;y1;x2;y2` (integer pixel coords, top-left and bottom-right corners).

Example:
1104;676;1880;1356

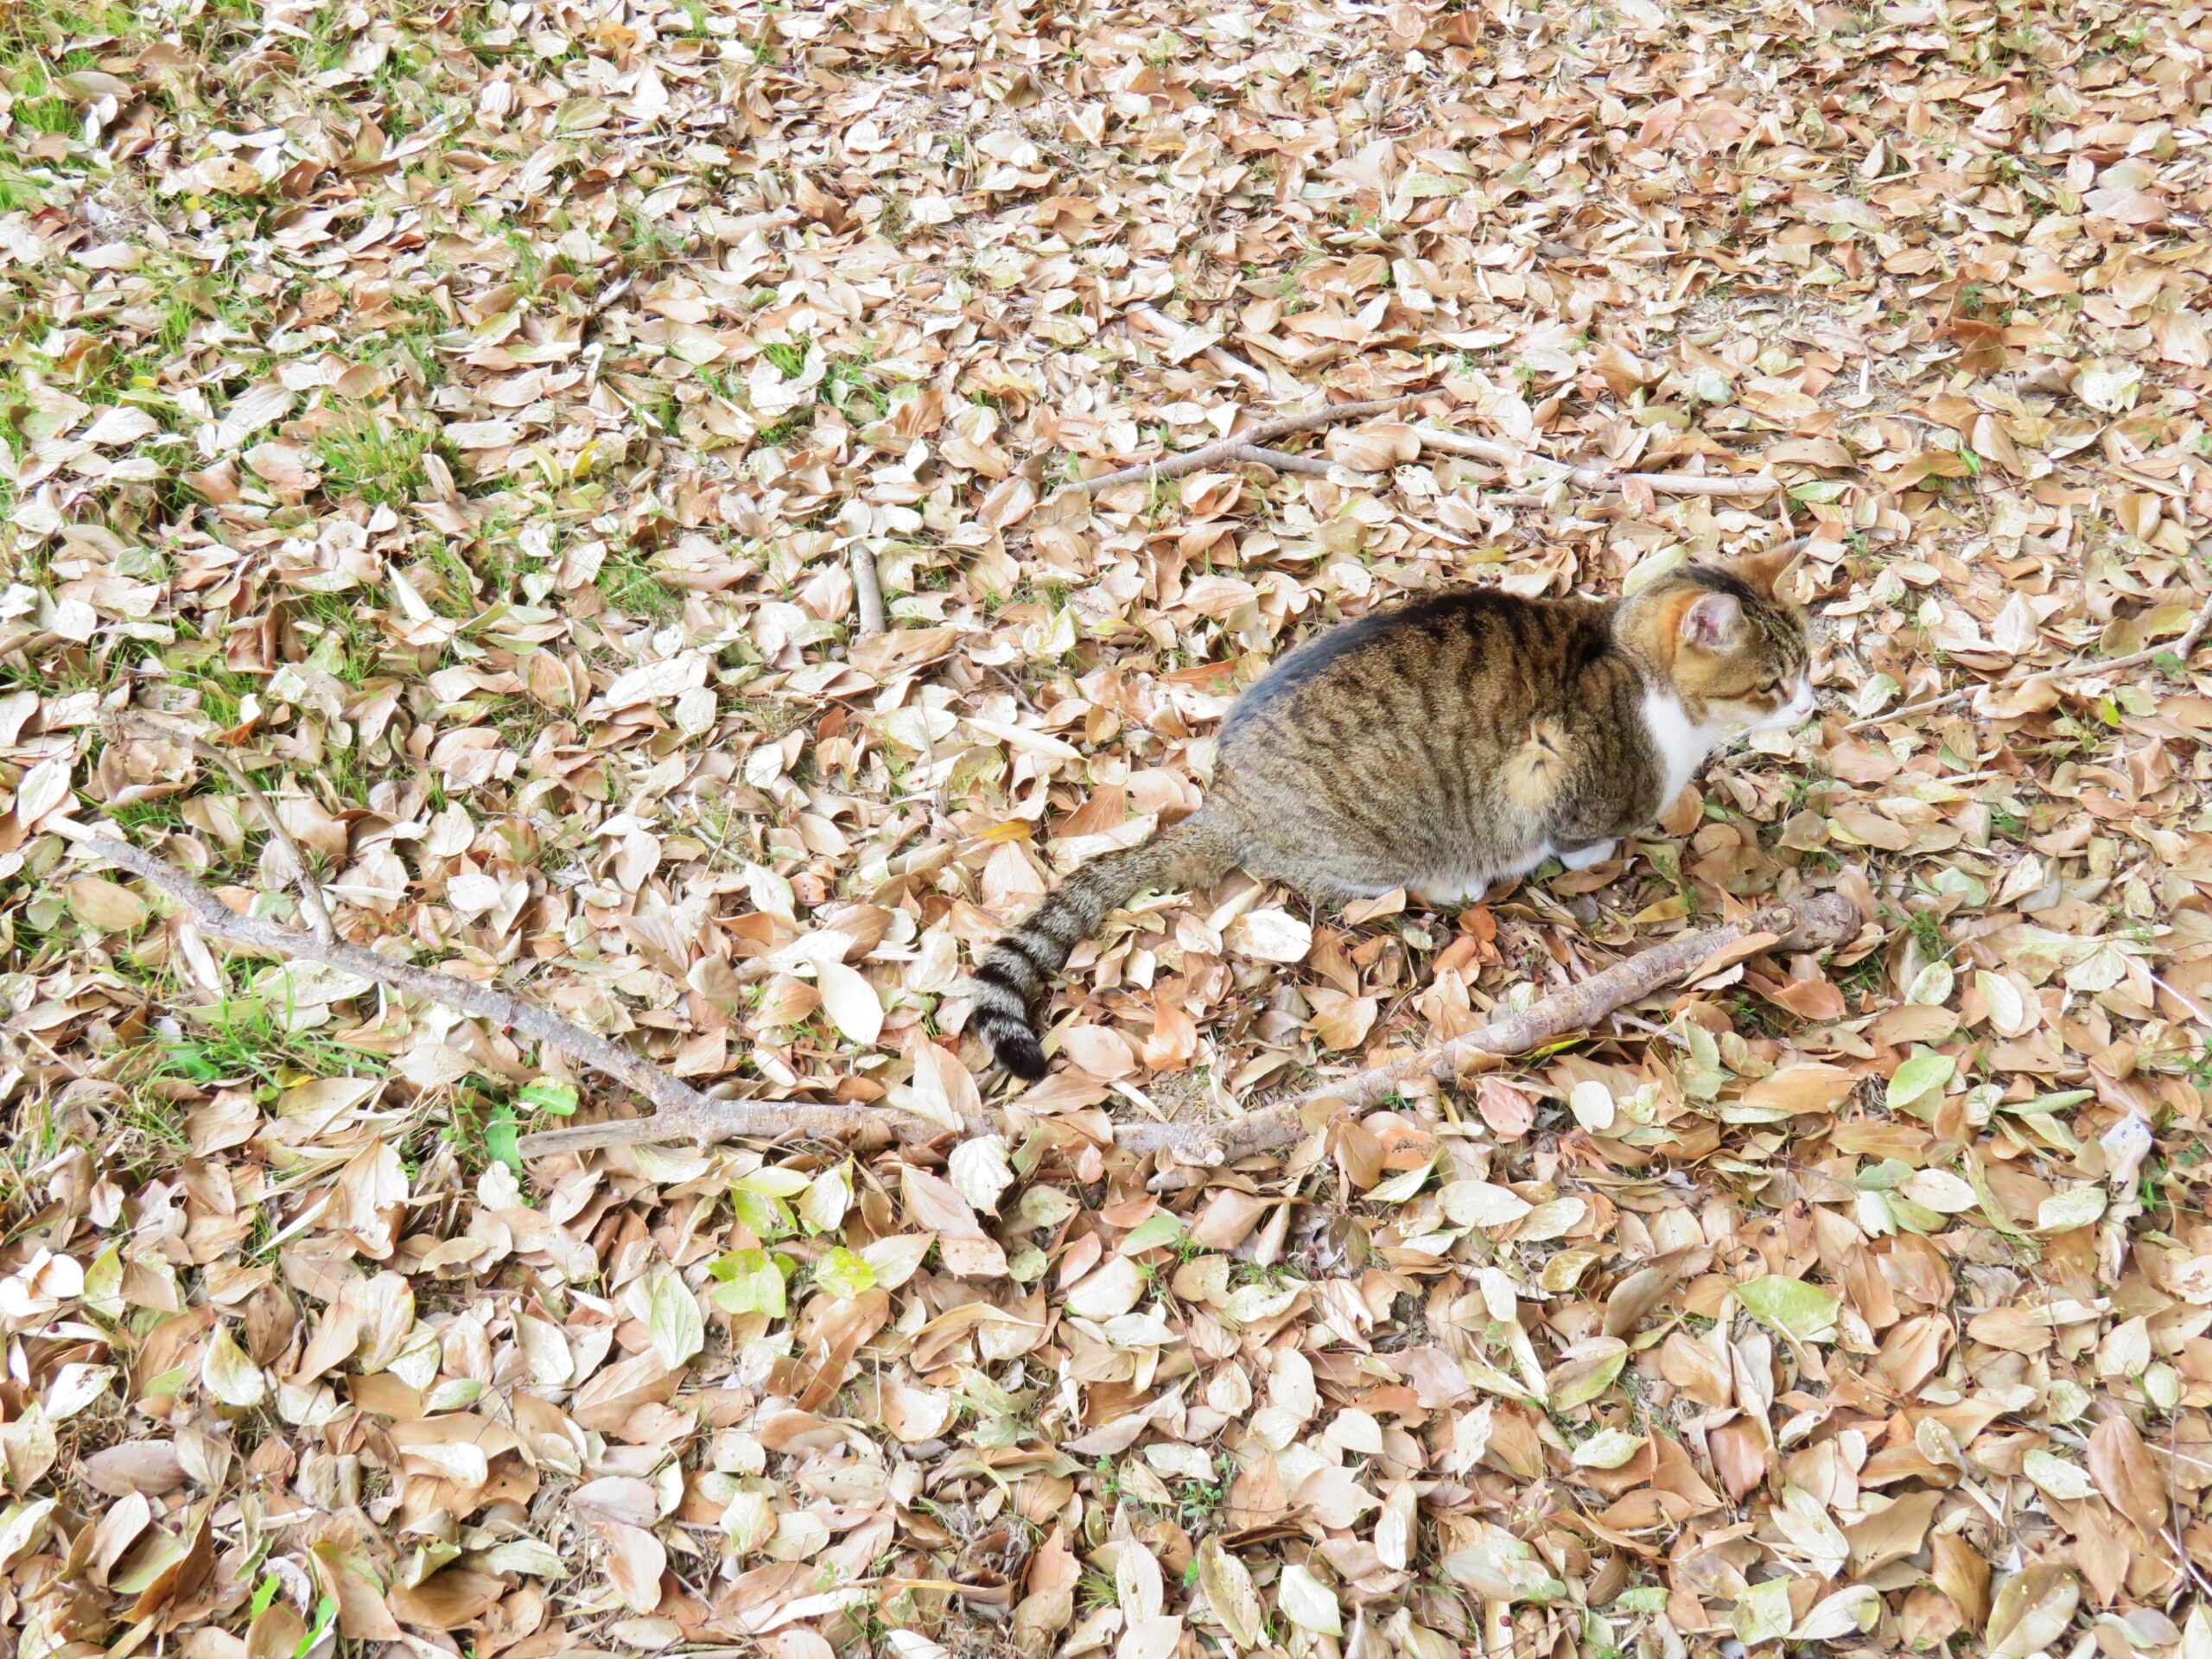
970;550;1813;1079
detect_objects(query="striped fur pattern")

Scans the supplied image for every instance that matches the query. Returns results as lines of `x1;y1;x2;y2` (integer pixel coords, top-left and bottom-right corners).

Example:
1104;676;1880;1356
970;551;1810;1079
968;819;1237;1080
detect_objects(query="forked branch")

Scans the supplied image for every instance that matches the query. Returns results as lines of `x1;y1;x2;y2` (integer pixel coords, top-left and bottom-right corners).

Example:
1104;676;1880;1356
1121;893;1862;1186
53;821;1862;1180
49;823;948;1156
1053;395;1416;498
1052;397;1778;501
1412;428;1778;499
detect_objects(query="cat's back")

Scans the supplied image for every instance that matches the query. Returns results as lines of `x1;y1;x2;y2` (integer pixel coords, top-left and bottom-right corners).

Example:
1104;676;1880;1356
1223;586;1617;745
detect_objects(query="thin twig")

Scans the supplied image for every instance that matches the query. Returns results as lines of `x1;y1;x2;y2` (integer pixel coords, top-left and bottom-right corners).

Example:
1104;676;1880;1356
1121;893;1861;1185
1615;473;1777;498
110;712;336;944
1609;1008;1681;1043
49;823;950;1155
1413;427;1778;497
1052;394;1415;497
849;543;887;636
1052;399;1783;502
2165;1520;2212;1602
1843;587;2212;734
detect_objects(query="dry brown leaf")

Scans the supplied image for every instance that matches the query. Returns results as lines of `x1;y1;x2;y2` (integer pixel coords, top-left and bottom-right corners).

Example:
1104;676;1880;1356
592;1522;668;1616
2087;1416;2167;1537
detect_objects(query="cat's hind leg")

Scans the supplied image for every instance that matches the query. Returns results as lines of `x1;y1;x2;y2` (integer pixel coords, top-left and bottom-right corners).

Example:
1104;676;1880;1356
1555;838;1618;871
1410;870;1491;907
1291;871;1390;912
1242;851;1390;913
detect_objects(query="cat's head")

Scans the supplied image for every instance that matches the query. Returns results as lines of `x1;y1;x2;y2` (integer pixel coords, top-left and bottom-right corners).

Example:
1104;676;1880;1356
1625;549;1814;734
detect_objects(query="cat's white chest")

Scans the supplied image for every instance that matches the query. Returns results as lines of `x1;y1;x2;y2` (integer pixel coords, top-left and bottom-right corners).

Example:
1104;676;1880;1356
1640;685;1720;807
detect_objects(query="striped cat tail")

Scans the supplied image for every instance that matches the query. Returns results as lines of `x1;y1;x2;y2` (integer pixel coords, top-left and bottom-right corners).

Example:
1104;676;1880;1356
969;817;1236;1079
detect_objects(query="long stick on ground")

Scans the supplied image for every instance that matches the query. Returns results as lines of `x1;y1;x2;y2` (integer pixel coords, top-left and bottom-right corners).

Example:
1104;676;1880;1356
1052;395;1415;497
49;823;949;1155
1842;588;2212;734
111;713;337;944
1053;401;1779;502
1412;428;1778;498
1119;893;1861;1180
53;827;1860;1170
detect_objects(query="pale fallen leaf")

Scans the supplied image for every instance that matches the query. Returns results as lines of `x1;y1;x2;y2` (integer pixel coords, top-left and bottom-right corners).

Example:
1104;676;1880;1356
1227;908;1313;963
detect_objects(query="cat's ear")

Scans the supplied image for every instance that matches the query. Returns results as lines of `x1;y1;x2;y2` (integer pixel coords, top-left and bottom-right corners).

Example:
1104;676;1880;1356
1733;545;1804;599
1678;591;1745;652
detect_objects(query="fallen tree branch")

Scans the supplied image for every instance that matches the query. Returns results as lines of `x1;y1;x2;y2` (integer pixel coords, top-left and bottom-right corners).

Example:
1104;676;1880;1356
1055;403;1783;504
1412;428;1779;498
1052;394;1415;498
110;712;336;944
1228;444;1336;476
1843;587;2212;734
48;823;949;1156
49;809;1864;1172
1118;892;1862;1183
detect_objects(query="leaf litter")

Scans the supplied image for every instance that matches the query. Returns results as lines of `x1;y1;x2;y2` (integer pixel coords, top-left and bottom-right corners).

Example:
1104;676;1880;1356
1;0;2210;1656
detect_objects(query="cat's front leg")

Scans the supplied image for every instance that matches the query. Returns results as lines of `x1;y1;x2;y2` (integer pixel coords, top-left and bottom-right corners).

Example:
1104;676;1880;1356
1555;838;1618;872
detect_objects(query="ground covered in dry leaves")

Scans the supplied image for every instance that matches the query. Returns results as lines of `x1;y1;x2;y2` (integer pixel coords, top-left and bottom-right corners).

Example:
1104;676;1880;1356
3;0;2212;1655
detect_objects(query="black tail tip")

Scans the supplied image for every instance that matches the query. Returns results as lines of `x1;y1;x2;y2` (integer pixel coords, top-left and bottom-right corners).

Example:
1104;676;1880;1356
991;1029;1049;1081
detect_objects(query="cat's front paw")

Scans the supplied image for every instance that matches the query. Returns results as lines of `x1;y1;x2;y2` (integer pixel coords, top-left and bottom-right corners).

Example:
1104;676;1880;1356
1556;838;1618;871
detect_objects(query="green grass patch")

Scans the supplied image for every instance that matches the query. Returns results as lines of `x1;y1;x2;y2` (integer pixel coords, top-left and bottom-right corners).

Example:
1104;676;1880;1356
155;995;385;1095
596;550;683;620
312;415;448;507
